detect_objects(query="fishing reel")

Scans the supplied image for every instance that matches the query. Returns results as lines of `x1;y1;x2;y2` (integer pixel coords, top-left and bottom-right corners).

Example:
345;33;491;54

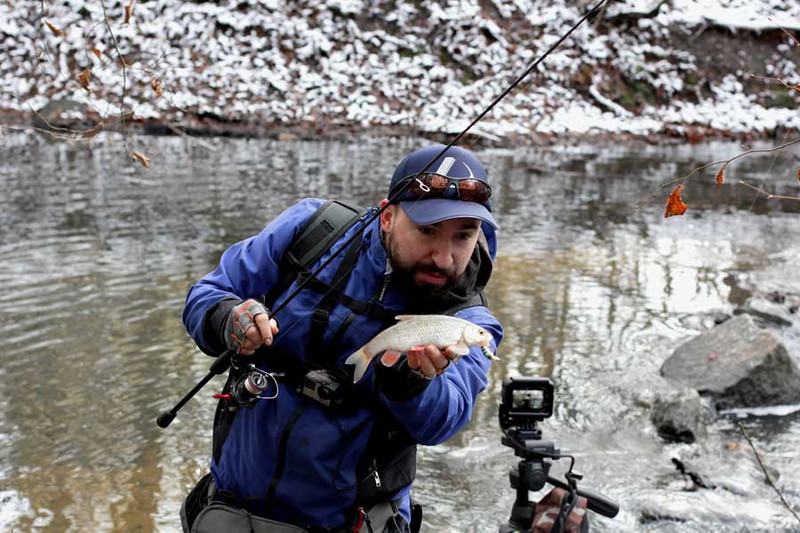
213;362;279;411
499;377;619;533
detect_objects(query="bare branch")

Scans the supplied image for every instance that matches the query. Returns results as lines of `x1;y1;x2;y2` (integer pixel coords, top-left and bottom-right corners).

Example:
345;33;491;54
99;0;130;151
738;422;800;525
750;74;800;92
768;17;800;48
637;137;800;209
738;180;800;202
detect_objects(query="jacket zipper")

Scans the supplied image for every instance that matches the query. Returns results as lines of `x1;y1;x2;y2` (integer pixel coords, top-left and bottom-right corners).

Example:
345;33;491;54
372;459;382;488
266;404;306;499
377;272;390;303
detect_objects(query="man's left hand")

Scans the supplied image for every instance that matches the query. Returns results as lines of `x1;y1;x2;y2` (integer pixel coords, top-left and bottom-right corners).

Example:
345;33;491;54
406;344;459;379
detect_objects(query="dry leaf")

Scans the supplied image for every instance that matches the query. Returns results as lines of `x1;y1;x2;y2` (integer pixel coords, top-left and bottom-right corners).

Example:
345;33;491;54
664;184;688;218
716;164;726;185
725;442;741;451
124;0;136;24
130;151;150;168
150;77;163;98
78;68;91;92
45;20;64;37
91;48;102;60
797;169;800;183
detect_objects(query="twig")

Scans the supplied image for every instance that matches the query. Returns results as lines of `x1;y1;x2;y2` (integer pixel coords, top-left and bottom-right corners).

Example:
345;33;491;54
4;123;104;143
165;122;218;151
99;0;130;152
28;105;105;137
768;17;800;48
738;180;800;202
737;422;800;525
636;137;800;209
750;74;800;92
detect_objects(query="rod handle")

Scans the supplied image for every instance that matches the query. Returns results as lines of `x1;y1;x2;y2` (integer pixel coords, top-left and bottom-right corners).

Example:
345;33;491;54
157;410;176;428
547;476;620;518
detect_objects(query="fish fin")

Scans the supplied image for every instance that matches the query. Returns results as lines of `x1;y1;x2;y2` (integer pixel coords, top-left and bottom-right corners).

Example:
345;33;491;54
450;341;470;356
394;315;416;322
380;350;403;367
344;348;371;383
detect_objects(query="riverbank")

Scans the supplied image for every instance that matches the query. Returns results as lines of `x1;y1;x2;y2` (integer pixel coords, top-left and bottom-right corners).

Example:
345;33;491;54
2;0;799;145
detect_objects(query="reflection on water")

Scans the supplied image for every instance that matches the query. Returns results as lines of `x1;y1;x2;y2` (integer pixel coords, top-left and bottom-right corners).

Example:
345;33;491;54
1;134;799;532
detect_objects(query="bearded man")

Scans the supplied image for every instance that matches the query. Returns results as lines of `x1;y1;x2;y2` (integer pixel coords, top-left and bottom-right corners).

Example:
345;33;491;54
180;144;503;533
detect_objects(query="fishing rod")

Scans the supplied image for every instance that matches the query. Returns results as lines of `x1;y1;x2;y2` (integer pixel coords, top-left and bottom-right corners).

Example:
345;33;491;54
157;0;611;428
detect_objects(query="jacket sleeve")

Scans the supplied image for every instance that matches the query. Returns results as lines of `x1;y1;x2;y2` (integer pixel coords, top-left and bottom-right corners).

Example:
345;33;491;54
182;198;324;355
377;307;503;445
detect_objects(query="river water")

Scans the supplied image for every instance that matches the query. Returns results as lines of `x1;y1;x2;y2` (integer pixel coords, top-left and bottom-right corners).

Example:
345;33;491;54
1;133;799;532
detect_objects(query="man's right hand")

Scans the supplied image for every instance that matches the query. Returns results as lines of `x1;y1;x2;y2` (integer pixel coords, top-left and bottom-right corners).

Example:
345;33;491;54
224;299;279;355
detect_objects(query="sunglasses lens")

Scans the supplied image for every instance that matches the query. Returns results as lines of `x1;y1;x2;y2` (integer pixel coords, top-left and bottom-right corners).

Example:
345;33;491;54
458;179;491;203
426;174;450;190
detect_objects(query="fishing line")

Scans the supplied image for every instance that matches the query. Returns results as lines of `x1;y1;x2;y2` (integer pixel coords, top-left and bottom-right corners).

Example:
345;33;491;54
272;0;612;325
158;0;612;426
268;0;611;340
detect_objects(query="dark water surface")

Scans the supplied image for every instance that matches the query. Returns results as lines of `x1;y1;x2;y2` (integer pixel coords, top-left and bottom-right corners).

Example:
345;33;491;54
1;133;799;532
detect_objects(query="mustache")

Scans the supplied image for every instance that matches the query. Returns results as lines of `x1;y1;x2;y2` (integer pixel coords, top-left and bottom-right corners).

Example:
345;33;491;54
415;262;456;280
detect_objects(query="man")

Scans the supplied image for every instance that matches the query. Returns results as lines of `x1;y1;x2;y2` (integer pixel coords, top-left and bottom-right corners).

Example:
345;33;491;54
181;144;503;532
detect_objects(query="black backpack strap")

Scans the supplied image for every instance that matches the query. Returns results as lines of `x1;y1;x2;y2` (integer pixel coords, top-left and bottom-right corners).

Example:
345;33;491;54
265;200;367;307
442;291;488;316
307;231;364;361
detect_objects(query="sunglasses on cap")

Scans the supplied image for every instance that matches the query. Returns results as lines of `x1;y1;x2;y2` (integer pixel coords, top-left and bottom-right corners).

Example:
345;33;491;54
391;173;492;204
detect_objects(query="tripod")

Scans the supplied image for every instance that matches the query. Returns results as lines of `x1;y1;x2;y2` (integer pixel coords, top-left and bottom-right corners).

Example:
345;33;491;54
499;425;618;533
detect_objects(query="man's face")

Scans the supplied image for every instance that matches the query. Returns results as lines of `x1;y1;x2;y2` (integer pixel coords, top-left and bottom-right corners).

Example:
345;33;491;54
379;202;481;293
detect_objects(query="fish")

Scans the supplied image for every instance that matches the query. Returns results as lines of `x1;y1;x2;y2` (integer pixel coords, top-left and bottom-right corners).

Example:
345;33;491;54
344;314;496;383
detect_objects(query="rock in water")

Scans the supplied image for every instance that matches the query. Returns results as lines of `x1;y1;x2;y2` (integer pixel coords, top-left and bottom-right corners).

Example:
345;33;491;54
651;388;713;443
660;315;800;409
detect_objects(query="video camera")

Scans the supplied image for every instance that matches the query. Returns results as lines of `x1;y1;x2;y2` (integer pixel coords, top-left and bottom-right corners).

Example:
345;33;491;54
499;377;618;533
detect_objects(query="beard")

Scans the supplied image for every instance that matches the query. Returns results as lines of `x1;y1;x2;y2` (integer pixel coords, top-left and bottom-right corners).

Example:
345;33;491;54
382;229;458;299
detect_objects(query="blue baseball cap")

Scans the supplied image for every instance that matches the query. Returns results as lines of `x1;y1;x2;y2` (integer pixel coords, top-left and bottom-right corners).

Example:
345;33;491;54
388;144;498;229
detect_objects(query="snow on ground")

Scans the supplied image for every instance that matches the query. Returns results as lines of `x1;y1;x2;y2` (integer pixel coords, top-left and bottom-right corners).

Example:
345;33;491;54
0;0;798;139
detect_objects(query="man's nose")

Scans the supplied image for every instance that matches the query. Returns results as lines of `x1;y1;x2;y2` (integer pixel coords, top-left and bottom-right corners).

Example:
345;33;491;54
430;240;454;270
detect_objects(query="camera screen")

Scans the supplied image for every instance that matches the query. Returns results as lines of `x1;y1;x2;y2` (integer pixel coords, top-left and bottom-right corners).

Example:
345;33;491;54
511;389;544;412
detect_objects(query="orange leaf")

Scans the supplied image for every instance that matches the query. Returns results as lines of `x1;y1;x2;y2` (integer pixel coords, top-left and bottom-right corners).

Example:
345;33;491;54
716;164;726;185
91;48;102;59
45;20;64;37
150;77;163;98
78;68;91;92
130;151;151;168
124;0;136;24
664;184;688;218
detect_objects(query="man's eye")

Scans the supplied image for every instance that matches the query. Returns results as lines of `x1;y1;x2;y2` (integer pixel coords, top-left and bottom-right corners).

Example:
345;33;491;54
419;227;435;235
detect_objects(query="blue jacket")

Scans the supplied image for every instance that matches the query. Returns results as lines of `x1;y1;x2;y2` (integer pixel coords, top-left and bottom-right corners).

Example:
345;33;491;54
183;199;503;527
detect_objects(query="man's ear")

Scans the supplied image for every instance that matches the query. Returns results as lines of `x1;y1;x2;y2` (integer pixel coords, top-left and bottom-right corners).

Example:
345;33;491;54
379;200;394;232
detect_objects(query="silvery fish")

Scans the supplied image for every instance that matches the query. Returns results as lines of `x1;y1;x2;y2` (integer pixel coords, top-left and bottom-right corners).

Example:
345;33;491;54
344;314;496;383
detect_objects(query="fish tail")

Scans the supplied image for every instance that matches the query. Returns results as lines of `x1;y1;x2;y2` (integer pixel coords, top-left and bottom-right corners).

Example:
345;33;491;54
345;348;371;383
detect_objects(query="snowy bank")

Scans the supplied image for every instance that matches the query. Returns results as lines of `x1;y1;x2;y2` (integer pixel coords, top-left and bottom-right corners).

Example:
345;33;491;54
1;0;798;141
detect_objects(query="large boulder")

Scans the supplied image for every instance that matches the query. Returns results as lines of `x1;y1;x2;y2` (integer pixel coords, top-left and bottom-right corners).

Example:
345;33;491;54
660;315;800;409
651;388;713;443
